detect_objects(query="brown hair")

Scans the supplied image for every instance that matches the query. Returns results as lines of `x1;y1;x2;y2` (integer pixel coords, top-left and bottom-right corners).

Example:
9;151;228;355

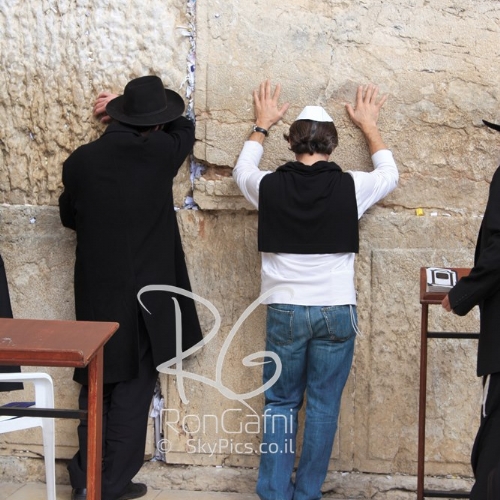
284;120;338;155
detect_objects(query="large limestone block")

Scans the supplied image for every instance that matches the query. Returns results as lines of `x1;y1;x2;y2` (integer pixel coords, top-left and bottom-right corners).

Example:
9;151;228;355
194;0;500;213
0;0;193;207
0;205;79;459
352;213;481;476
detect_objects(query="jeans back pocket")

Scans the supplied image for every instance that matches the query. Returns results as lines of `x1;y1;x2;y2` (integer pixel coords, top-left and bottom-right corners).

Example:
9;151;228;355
320;305;357;342
266;305;295;346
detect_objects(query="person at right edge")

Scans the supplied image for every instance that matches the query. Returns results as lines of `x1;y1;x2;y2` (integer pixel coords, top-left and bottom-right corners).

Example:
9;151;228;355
232;80;398;500
442;119;500;500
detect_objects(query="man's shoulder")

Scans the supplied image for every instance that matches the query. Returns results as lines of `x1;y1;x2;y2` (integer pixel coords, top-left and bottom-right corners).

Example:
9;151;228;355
64;130;115;174
490;164;500;186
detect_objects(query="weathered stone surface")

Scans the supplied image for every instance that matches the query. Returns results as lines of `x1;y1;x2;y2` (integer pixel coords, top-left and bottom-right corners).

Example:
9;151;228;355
0;457;475;498
194;178;254;211
194;0;500;214
2;0;500;491
0;206;79;459
0;0;193;207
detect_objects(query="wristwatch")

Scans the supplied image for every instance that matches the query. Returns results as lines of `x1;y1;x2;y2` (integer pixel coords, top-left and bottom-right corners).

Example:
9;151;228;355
252;125;269;137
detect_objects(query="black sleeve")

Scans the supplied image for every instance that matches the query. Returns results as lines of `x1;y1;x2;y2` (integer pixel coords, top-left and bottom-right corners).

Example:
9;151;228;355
161;116;195;166
449;166;500;315
58;158;77;230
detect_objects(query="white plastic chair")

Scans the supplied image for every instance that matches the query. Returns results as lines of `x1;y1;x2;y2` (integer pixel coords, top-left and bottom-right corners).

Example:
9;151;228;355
0;372;56;500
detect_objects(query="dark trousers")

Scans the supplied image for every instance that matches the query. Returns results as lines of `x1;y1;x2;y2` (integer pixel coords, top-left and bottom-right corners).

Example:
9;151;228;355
488;461;500;500
68;317;158;500
470;372;500;500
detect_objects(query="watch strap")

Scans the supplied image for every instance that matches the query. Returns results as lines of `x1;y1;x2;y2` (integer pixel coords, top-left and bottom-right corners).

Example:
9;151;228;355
252;125;269;137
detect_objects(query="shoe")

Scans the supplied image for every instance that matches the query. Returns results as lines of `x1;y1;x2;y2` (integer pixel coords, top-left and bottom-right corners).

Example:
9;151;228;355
71;488;87;500
116;482;148;500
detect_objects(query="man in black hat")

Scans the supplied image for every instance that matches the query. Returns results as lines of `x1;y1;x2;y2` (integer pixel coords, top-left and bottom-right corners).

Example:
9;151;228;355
442;119;500;500
59;75;202;500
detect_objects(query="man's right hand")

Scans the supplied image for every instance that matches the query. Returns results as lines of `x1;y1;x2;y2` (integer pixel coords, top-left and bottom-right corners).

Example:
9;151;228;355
93;92;118;123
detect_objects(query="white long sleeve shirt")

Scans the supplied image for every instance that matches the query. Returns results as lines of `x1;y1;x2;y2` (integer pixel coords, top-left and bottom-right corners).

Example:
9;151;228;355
233;141;398;306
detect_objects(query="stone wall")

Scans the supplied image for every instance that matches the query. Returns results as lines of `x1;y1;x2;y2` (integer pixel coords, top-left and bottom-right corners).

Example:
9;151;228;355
1;0;500;495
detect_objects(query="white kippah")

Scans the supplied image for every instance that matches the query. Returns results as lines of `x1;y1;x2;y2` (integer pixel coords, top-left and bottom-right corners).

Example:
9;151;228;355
295;106;334;122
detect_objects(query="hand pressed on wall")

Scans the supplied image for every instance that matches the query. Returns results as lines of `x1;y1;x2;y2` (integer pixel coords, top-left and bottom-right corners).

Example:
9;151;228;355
93;92;118;123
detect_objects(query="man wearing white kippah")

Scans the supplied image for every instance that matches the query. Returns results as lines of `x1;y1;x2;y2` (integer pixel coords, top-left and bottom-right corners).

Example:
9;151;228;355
233;80;398;500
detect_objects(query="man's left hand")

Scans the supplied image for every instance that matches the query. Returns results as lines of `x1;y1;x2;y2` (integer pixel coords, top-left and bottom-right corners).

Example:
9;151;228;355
441;294;453;312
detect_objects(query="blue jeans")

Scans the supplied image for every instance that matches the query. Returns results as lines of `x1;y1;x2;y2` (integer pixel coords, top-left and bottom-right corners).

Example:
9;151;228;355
256;304;357;500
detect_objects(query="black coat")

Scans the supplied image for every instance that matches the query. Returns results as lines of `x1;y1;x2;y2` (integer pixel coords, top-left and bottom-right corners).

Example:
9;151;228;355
59;118;203;384
449;165;500;376
0;253;22;392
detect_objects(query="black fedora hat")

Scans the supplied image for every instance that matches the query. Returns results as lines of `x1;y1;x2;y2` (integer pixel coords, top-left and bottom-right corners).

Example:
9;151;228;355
483;120;500;132
106;75;185;126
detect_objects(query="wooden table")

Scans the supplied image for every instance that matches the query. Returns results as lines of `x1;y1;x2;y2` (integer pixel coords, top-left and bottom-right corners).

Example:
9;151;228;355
0;318;118;500
418;267;476;499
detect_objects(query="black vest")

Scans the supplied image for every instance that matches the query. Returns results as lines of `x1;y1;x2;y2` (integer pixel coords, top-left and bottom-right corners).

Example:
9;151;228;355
258;161;359;254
